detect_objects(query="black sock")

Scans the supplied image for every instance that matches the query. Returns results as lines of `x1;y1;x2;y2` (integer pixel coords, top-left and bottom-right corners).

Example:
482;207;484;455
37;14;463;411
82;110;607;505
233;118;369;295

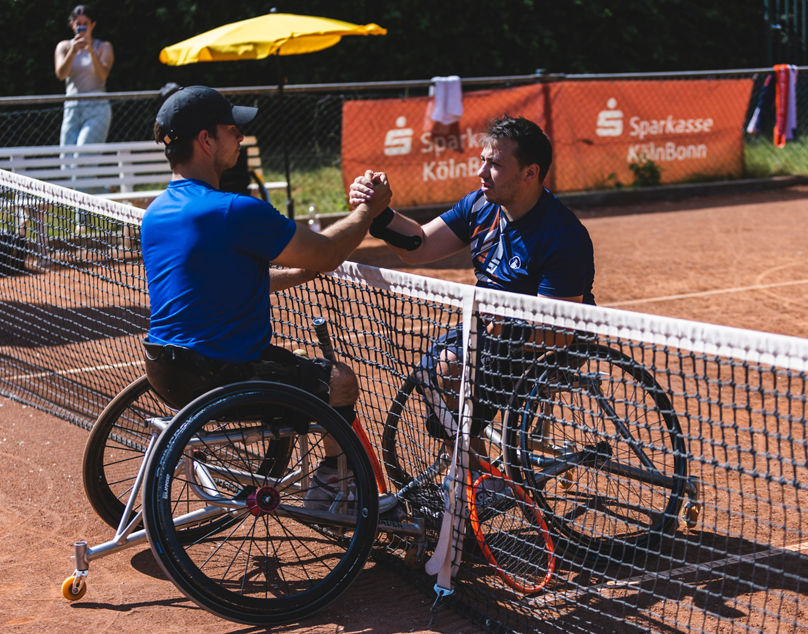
334;405;356;425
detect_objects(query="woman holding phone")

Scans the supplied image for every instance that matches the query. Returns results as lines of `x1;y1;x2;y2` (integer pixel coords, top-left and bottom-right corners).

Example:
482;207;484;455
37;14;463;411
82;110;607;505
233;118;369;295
54;5;114;227
54;4;114;149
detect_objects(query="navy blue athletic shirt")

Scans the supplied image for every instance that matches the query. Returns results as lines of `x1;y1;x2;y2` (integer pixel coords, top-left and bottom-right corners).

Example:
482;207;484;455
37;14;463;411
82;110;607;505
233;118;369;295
141;179;297;362
441;189;595;304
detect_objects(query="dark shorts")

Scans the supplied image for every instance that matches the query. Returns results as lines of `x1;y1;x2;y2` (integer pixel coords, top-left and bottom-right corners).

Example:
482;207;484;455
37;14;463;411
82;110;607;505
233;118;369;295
143;340;332;410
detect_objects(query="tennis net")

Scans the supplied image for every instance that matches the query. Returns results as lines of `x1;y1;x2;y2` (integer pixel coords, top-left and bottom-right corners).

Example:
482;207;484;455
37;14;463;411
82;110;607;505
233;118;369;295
0;168;806;633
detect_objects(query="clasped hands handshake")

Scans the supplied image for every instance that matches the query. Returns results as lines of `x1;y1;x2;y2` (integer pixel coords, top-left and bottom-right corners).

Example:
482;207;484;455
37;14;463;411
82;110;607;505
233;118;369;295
350;170;392;219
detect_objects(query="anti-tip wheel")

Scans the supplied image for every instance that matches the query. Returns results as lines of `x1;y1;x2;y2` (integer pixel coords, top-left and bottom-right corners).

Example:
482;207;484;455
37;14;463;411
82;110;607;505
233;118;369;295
403;546;421;569
61;575;87;601
684;501;701;529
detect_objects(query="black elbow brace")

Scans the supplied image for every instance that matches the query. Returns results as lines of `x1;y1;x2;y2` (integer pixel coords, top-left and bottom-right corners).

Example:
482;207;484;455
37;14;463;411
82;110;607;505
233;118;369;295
369;207;422;251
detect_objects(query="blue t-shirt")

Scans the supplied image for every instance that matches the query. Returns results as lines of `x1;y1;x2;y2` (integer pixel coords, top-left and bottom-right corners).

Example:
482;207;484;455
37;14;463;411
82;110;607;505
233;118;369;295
441;189;595;304
141;179;297;362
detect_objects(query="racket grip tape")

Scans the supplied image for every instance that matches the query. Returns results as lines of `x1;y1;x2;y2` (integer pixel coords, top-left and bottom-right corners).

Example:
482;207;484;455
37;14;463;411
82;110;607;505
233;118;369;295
312;317;335;362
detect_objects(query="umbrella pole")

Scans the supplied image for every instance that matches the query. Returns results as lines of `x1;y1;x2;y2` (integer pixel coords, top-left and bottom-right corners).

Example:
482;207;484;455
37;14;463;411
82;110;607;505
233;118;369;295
276;55;294;219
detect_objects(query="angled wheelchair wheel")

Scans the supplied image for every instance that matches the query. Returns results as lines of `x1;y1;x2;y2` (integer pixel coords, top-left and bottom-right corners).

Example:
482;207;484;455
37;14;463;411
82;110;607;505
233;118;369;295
82;375;170;528
503;342;688;563
382;371;450;528
83;375;293;542
142;381;379;627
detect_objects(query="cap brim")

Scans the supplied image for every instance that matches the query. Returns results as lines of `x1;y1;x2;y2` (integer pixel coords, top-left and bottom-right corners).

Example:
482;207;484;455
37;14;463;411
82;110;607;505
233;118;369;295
232;105;258;127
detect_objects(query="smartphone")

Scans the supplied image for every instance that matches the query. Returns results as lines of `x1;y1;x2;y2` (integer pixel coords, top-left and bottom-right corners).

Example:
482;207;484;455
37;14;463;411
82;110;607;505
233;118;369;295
76;25;87;33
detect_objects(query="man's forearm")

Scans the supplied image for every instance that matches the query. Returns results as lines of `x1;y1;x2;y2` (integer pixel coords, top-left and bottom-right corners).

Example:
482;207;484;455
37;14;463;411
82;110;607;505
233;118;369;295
270;267;318;293
317;204;377;266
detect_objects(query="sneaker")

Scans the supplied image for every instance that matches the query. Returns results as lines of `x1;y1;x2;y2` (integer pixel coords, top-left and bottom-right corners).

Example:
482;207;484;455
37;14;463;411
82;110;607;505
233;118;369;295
471;471;517;521
303;462;356;512
441;470;516;519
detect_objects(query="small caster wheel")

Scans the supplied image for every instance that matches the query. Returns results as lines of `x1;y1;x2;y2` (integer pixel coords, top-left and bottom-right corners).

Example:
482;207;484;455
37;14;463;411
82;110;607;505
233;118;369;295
403;547;421;569
559;468;576;489
62;575;87;601
683;502;701;529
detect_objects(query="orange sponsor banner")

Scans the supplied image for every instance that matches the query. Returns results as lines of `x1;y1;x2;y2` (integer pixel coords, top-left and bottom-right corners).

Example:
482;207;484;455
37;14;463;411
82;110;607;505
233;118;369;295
549;79;754;191
341;84;546;208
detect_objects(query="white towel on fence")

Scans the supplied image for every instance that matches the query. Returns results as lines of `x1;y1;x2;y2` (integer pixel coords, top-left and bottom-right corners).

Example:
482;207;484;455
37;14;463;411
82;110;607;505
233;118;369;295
430;76;463;125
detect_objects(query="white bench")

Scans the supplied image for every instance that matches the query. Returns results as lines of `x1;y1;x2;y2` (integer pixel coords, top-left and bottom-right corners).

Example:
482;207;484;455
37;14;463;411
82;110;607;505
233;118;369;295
0;137;286;205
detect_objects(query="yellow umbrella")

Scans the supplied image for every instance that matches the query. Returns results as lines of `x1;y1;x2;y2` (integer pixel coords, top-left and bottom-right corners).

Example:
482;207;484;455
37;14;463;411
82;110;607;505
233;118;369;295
159;13;387;217
160;13;386;65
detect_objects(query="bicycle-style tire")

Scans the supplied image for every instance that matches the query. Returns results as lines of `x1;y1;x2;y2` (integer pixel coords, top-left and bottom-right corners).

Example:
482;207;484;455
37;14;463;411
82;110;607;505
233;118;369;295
83;375;294;541
467;464;555;595
82;375;171;528
503;342;687;562
142;380;379;626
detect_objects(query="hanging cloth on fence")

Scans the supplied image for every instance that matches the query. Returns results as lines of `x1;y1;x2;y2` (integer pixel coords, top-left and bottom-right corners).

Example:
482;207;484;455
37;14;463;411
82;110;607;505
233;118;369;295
746;73;774;134
773;64;798;147
428;76;464;126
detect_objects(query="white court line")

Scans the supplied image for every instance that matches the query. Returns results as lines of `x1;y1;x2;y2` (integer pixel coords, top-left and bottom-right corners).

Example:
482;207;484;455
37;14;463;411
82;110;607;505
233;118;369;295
527;538;808;609
3;359;144;382
601;539;808;590
604;279;808;307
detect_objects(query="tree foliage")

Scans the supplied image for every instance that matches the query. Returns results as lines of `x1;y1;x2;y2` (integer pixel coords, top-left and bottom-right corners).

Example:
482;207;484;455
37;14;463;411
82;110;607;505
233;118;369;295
1;0;767;97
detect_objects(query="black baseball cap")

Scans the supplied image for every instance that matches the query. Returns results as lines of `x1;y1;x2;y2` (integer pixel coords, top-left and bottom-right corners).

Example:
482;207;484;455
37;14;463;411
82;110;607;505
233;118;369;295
155;85;258;145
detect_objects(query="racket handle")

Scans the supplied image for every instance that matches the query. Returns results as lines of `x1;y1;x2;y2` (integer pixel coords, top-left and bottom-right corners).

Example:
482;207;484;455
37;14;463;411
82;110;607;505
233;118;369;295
312;317;335;362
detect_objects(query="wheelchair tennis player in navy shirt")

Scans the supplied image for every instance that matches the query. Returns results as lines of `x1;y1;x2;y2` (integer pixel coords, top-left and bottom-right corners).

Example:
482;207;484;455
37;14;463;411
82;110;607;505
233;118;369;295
349;115;595;493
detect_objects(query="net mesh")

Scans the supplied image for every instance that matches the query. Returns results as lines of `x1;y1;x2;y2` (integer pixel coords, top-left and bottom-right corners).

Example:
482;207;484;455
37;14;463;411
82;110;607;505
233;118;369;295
1;168;807;633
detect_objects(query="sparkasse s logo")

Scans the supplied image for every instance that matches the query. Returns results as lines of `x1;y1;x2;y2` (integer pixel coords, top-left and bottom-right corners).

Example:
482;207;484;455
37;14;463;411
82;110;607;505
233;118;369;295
384;116;414;156
596;98;623;136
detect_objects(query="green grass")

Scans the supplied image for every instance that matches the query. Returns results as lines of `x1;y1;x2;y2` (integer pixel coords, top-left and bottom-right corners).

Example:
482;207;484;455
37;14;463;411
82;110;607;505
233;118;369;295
262;165;350;219
744;136;808;178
